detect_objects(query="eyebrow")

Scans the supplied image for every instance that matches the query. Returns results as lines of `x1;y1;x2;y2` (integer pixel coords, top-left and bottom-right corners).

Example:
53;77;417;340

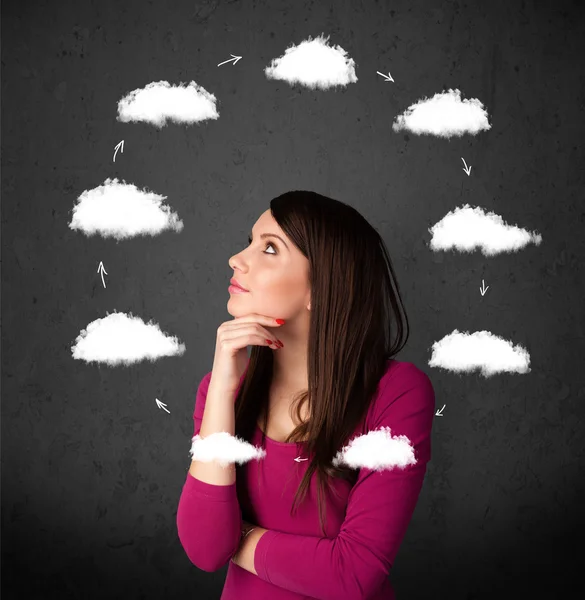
249;231;289;251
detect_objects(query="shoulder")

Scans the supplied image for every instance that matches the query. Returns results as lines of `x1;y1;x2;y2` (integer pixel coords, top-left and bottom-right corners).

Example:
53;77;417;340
366;360;436;463
377;360;435;406
373;360;435;420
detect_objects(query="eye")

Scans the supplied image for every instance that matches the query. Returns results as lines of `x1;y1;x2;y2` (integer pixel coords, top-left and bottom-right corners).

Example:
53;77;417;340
247;236;277;255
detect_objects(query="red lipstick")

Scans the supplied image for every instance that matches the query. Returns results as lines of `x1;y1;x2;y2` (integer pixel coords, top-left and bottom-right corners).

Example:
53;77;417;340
229;278;249;293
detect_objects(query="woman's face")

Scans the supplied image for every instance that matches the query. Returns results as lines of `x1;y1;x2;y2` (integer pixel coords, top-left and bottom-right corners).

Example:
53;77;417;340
227;209;310;320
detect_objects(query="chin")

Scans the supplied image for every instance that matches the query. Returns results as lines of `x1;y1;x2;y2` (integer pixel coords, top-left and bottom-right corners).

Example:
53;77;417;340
227;300;247;317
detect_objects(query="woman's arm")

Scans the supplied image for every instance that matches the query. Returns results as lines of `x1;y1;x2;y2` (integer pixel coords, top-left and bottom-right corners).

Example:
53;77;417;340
189;379;238;485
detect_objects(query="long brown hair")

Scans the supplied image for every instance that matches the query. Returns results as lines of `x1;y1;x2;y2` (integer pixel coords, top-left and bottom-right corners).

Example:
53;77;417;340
233;191;410;537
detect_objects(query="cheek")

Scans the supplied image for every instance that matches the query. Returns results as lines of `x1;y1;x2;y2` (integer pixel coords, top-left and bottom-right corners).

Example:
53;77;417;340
258;277;303;301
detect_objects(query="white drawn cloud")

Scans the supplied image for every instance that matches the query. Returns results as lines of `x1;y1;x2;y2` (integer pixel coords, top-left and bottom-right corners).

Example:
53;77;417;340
393;88;491;138
69;177;184;241
190;432;267;467
187;427;416;470
429;330;531;377
71;311;186;366
429;204;543;256
265;33;357;90
331;427;417;472
116;80;219;128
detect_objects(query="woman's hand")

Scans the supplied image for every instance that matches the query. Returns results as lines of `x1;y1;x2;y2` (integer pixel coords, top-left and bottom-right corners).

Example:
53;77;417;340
241;519;255;534
232;519;253;566
232;520;267;575
232;519;255;565
210;314;285;392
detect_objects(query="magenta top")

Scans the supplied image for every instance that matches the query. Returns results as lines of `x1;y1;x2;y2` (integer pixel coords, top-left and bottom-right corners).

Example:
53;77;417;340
177;359;435;599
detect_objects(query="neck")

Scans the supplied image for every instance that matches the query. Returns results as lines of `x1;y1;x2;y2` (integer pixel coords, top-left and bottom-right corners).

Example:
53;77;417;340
272;351;308;390
270;324;309;391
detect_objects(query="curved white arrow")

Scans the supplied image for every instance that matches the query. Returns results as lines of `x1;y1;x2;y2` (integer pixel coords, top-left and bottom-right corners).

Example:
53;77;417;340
376;70;394;82
97;261;108;288
461;157;472;176
156;399;170;414
217;54;242;67
113;140;124;162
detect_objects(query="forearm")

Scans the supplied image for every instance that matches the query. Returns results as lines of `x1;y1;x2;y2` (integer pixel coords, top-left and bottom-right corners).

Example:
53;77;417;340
189;381;237;486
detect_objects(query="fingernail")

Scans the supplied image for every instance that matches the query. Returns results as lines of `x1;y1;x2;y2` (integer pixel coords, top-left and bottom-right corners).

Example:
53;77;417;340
277;340;284;347
276;319;286;324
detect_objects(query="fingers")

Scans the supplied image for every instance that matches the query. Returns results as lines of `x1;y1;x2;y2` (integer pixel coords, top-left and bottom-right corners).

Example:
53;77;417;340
224;314;284;328
220;329;282;349
217;314;285;351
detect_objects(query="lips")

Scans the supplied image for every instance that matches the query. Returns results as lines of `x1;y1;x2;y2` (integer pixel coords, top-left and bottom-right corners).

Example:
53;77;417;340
230;278;248;291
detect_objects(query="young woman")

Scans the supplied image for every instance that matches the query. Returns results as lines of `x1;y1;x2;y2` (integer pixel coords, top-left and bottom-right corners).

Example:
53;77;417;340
177;190;436;599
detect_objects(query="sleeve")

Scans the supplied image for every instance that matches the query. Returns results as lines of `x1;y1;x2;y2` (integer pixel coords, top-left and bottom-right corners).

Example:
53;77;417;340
253;363;436;600
176;370;243;572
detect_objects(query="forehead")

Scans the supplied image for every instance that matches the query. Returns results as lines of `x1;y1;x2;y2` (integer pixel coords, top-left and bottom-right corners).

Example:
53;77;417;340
252;209;305;261
253;209;283;234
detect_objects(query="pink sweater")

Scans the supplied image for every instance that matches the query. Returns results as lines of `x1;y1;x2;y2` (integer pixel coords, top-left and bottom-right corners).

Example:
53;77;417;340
177;359;435;599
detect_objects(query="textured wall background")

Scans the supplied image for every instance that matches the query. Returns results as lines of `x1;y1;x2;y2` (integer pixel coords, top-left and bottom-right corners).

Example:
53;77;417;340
3;0;584;598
